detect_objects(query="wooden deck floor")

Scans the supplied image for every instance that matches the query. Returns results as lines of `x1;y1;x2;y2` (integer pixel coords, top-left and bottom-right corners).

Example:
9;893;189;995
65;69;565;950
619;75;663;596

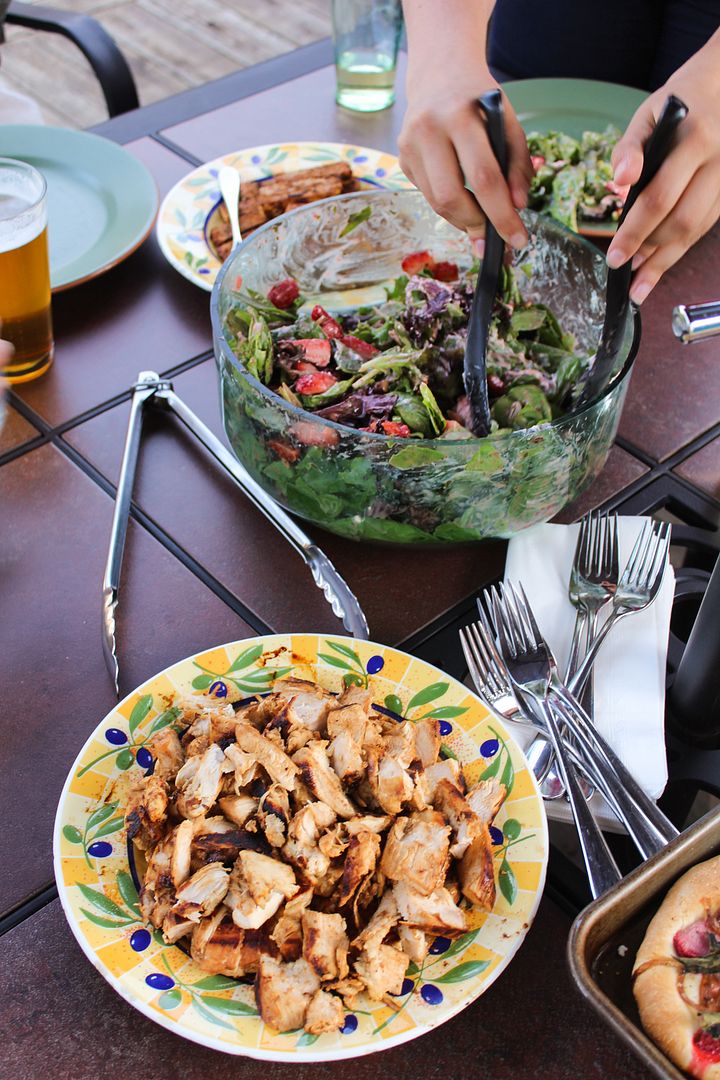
1;0;331;128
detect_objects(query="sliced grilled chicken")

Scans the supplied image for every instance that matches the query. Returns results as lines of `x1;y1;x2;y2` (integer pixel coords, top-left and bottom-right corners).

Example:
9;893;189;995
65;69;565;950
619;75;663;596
282;801;337;886
383;721;417;769
304;989;344;1035
145;728;185;780
302;910;349;981
398;925;429;964
380;810;451;896
345;814;391;835
434;778;482;859
222;744;264;792
217;793;258;828
172;863;229;922
393;880;467;935
413;717;441;769
419;759;465;803
126;774;169;851
466;778;507;824
161;911;195;944
326;703;368;784
354;941;408;1001
336;684;373;713
336;829;381;908
256;955;321;1032
352;890;398;953
191;908;276;977
293;741;356;818
366;747;414;816
257;784;290;847
459;823;496;910
226;850;298;930
235;721;299;791
175;744;227;818
270;886;313;962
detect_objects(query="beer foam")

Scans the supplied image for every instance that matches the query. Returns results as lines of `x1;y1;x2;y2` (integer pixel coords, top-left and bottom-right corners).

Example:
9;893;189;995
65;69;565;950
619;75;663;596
0;191;46;254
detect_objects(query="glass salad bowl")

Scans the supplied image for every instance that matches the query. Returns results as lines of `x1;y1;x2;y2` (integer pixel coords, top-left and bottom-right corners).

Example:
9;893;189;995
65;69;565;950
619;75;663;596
211;190;639;545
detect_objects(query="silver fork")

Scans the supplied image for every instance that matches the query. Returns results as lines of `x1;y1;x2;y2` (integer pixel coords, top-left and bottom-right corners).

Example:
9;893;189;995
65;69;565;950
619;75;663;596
463;601;621;899
568;519;672;697
486;582;678;854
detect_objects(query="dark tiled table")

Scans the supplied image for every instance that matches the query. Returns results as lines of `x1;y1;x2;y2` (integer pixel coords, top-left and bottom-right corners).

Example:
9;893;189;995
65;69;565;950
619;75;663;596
3;37;720;1080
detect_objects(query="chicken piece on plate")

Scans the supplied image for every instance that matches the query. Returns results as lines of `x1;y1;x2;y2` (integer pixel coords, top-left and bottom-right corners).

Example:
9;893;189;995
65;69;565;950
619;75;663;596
192;820;268;866
161;911;195;944
393;880;467;936
183;702;238;756
191;907;276;977
398;925;429;965
125;774;169;850
352;890;398;953
366;747;414;816
256;955;321;1032
270;886;313;961
172;863;229;922
221;744;263;793
413;717;441;768
466;778;507;825
304;989;344;1035
282;801;337;885
336;829;381;908
459;823;496;910
217;794;258;828
418;759;465;803
235;722;299;791
267;677;335;734
257;784;290;847
302;910;349;981
175;744;228;818
434;778;482;859
327;706;368;785
381;810;451;896
346;814;391;835
354;941;408;1001
336;684;373;713
139;819;194;924
293;741;357;818
326;975;365;1007
383;721;417;769
226;849;298;930
144;727;185;780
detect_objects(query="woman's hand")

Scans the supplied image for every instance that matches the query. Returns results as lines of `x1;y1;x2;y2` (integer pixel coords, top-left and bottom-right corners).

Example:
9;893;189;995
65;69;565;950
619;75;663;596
399;0;532;253
608;31;720;303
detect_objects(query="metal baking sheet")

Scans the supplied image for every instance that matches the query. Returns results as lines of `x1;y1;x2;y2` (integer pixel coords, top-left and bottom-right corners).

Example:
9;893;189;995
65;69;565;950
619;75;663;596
568;805;720;1080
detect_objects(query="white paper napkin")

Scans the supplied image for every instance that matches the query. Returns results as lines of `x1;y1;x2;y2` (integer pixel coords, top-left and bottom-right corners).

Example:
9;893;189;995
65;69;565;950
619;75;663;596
504;517;674;800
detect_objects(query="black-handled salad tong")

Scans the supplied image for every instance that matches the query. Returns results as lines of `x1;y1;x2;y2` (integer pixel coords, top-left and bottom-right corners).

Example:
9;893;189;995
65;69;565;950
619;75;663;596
463;89;509;437
578;94;688;406
102;371;369;695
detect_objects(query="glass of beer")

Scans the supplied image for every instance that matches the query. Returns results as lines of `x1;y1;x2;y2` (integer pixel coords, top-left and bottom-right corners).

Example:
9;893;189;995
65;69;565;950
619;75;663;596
0;158;54;383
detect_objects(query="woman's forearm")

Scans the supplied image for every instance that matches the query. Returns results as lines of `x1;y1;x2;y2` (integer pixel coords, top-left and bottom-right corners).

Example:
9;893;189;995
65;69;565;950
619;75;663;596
402;0;495;85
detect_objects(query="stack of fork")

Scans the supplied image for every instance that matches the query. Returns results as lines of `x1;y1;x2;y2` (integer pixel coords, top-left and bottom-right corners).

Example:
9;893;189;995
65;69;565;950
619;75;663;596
460;517;678;898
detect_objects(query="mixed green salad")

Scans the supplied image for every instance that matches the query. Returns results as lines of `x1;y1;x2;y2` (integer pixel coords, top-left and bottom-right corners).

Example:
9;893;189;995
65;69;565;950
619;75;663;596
527;126;625;232
225;250;589;442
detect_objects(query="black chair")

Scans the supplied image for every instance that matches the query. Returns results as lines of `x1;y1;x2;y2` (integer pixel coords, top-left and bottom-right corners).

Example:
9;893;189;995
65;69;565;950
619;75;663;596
6;1;139;117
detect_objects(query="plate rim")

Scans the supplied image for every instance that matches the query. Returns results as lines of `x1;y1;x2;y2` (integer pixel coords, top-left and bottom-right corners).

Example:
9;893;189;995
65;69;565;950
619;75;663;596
0;123;159;291
53;632;549;1062
155;140;411;292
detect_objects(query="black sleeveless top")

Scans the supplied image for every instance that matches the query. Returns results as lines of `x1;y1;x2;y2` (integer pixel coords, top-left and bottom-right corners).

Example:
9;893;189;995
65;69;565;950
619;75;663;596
488;0;720;90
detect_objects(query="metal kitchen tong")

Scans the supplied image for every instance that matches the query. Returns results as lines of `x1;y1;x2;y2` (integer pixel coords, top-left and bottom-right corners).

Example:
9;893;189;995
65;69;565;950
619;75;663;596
102;370;369;694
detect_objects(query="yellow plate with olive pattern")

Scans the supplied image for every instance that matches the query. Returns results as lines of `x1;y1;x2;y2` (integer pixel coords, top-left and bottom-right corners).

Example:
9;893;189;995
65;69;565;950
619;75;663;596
156;142;411;291
54;634;548;1061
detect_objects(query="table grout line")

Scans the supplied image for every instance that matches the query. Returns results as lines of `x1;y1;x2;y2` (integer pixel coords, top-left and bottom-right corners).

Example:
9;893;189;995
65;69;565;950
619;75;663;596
52;433;275;637
150;132;203;167
0;882;58;938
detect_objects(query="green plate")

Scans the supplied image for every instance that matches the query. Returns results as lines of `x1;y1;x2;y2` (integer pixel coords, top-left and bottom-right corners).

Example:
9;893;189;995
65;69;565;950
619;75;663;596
0;125;158;291
503;78;647;236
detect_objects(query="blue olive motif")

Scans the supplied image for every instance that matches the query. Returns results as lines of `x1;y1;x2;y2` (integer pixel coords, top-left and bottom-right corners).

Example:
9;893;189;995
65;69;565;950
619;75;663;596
489;825;504;846
429;936;451;955
145;973;174;991
87;841;112;858
421;984;443;1006
365;655;384;675
136;747;153;771
439;721;453;736
341;1014;358;1034
105;728;127;745
480;738;499;757
209;680;228;698
130;929;151;952
393;978;415;997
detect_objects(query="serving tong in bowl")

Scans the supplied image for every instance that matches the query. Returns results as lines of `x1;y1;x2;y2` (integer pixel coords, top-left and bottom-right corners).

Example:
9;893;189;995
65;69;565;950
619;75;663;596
463;89;508;437
578;94;688;407
101;370;369;695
